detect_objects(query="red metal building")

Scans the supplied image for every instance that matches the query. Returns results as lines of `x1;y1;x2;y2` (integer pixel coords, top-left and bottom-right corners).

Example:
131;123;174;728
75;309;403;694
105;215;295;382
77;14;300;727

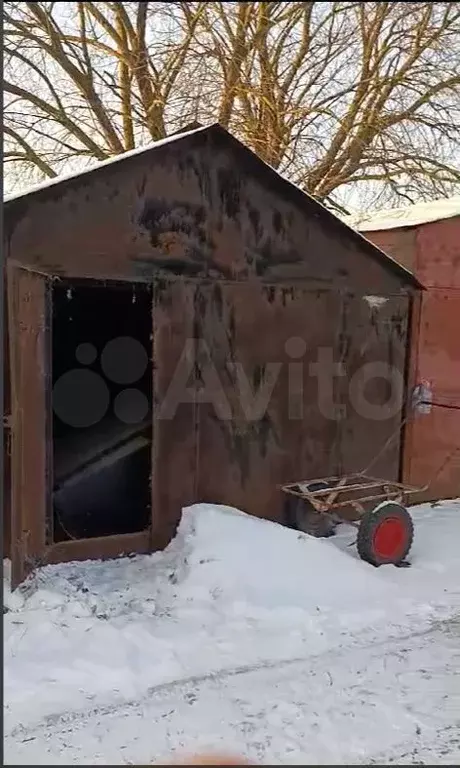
349;198;460;502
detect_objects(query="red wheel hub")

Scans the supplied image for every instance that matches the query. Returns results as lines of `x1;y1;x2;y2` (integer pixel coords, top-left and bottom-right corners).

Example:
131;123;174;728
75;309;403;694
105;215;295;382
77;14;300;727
372;516;408;561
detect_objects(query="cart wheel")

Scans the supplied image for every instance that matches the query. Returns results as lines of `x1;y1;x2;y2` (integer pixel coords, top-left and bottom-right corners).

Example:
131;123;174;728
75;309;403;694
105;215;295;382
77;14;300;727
284;482;336;538
357;502;414;567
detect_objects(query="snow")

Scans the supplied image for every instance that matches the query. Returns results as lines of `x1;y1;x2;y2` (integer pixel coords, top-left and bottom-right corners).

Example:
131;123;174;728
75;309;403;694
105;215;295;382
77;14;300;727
4;499;460;765
344;195;460;232
363;295;389;309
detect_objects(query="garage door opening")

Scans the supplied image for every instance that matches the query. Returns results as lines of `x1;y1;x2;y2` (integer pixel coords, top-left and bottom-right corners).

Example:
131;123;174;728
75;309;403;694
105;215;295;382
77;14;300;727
51;280;152;543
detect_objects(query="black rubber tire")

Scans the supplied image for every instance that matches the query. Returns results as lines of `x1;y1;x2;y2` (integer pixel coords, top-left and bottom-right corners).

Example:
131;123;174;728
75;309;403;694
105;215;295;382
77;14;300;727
284;482;329;528
284;481;336;538
357;502;414;567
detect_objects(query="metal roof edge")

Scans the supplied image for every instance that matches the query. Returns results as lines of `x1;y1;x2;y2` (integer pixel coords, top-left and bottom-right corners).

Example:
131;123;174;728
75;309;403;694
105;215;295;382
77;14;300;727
4;123;217;205
208;126;423;290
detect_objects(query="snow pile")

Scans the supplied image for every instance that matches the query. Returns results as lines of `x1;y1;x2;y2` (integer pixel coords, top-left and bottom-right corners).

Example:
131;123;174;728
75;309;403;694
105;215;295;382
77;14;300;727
4;500;460;742
2;503;392;621
161;503;393;612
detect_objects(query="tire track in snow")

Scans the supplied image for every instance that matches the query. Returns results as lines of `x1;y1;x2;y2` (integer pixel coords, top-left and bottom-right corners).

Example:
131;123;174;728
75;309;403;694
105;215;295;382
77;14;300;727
6;615;459;751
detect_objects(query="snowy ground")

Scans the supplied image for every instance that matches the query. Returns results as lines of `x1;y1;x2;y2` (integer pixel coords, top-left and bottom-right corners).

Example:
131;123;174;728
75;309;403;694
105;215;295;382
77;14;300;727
4;499;460;765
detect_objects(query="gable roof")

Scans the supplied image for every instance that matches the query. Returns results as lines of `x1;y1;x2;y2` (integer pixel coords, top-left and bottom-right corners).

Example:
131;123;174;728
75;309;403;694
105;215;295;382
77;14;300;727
343;195;460;233
4;123;422;289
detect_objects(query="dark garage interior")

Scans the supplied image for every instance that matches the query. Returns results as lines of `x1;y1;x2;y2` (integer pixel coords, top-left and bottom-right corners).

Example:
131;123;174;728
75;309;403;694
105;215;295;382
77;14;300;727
51;281;153;542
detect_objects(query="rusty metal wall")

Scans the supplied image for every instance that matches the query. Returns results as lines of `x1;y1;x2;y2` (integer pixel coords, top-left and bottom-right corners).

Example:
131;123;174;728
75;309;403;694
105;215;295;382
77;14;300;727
193;283;341;523
5;131;416;567
365;216;460;502
416;216;460;290
149;277;409;541
363;228;418;274
6;269;412;567
405;285;460;500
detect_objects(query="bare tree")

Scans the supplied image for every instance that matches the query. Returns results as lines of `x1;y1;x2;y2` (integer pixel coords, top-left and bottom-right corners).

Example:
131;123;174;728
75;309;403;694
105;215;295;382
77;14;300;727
4;2;460;211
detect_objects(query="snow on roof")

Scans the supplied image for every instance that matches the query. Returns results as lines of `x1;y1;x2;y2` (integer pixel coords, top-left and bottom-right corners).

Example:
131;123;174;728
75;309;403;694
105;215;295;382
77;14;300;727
4;123;213;203
344;195;460;232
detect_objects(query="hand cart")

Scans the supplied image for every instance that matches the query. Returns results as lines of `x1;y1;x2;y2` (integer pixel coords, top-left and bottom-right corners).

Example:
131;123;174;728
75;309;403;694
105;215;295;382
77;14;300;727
281;473;421;566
